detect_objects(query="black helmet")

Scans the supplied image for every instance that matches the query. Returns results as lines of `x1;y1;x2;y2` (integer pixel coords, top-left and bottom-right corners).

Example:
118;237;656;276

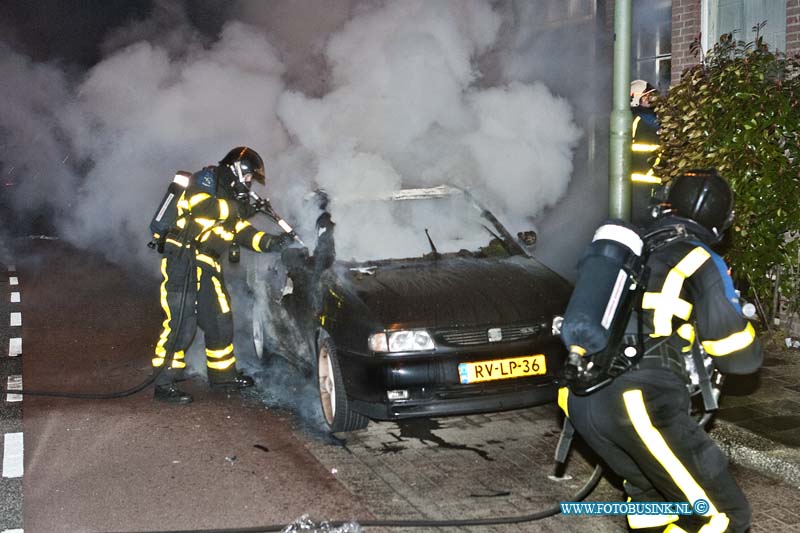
665;169;734;239
219;147;266;193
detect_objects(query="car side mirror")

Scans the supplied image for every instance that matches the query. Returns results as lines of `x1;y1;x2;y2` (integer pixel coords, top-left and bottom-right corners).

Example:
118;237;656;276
517;230;537;248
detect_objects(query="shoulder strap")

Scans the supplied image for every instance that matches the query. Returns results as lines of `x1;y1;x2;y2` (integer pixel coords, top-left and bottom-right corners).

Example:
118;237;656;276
194;167;216;194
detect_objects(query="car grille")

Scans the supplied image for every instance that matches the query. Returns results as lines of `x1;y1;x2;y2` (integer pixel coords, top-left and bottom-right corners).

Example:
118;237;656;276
436;323;547;346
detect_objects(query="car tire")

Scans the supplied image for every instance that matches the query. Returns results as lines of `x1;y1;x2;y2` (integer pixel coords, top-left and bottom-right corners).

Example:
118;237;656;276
317;337;369;432
252;312;267;360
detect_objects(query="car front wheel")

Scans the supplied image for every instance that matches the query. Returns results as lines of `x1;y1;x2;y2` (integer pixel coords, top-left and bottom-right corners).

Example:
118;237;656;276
317;337;369;432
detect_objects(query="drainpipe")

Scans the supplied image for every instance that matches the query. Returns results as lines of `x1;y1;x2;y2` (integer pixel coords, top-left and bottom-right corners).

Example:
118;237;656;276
609;0;632;220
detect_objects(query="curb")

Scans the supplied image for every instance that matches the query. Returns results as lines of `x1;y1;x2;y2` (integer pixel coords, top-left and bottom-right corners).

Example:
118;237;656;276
709;419;800;490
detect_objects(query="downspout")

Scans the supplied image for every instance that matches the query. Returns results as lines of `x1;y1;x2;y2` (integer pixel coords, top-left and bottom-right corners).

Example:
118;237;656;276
609;0;632;220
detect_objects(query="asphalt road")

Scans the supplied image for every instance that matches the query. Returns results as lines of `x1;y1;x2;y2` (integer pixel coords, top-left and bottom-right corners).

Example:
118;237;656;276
3;239;800;533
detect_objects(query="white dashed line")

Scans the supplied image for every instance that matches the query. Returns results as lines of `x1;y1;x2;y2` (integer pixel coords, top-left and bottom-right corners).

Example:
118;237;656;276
2;529;24;533
2;432;24;478
10;313;21;327
9;338;21;358
10;292;20;303
8;277;18;286
6;376;22;403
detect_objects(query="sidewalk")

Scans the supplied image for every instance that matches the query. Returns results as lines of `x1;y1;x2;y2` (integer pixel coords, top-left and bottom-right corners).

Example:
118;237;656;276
708;335;800;488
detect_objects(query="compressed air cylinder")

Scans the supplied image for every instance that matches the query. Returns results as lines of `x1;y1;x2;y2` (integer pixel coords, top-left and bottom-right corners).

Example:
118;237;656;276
560;221;645;357
149;171;192;239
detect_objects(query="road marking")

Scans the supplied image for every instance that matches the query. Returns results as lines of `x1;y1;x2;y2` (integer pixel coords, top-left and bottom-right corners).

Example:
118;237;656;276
9;277;18;286
6;376;22;403
9;338;21;357
2;433;23;478
10;292;20;303
10;313;21;327
1;529;24;533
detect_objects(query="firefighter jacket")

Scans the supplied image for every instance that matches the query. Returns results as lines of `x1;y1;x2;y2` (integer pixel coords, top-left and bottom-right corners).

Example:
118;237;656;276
631;107;661;185
168;166;287;258
633;217;762;376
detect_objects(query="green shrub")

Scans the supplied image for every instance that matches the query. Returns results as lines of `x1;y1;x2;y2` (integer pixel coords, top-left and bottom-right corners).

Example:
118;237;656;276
654;31;800;322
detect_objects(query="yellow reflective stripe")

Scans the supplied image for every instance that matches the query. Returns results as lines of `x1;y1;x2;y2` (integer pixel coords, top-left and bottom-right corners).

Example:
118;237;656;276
218;199;229;220
252;231;266;252
165;238;183;247
644;247;709;336
698;513;732;533
211;275;230;313
196;267;202;291
188;192;210;207
675;248;711;277
207;358;236;370
206;344;236;370
558;387;569;418
702;322;756;356
632;173;662;184
235;220;251;233
677;323;696;353
212;226;235;241
194;217;215;231
632;115;641;137
623;390;729;531
632;143;660;152
664;524;689;533
625;496;678;529
176;218;187;229
206;344;234;359
195;253;220;272
155;258;173;359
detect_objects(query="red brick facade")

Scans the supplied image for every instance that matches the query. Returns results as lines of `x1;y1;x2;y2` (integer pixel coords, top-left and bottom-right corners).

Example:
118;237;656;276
670;0;800;85
789;0;800;55
670;0;702;84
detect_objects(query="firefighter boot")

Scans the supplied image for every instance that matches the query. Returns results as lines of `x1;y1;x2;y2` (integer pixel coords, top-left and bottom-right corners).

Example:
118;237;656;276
154;383;193;404
207;368;255;389
153;367;193;404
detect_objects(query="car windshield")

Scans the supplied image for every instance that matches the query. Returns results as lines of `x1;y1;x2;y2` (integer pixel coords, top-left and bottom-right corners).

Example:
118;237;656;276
328;186;510;263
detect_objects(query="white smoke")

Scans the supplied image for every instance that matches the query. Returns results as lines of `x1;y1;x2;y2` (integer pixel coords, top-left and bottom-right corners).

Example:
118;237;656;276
277;0;581;261
0;0;604;428
1;0;588;271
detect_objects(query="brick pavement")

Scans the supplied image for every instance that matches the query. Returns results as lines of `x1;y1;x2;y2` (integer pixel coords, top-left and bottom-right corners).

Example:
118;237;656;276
294;337;800;532
709;335;800;489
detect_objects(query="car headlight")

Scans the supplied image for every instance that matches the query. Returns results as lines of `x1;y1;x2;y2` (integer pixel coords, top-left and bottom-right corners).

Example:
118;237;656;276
368;330;435;353
551;315;564;336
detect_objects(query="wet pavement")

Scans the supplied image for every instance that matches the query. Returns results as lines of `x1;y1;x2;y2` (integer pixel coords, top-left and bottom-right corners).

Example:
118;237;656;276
708;338;800;488
4;238;800;532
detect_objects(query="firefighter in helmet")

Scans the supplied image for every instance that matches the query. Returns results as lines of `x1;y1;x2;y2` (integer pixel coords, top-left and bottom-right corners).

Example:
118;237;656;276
152;146;294;403
561;170;762;532
630;79;662;226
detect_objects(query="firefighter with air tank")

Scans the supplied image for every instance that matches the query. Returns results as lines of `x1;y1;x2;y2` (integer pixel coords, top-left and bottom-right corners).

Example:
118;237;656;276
558;170;762;532
149;146;296;404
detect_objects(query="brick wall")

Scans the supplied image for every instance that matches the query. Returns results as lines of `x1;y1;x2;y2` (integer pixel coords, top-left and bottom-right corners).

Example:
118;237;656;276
789;0;800;55
670;0;702;85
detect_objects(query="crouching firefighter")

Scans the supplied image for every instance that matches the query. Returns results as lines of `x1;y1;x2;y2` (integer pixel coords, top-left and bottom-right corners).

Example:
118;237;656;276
557;169;762;532
148;146;295;404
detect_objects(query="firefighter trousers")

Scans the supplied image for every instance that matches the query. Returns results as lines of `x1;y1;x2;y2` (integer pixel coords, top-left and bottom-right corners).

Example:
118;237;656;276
563;368;750;533
153;246;237;377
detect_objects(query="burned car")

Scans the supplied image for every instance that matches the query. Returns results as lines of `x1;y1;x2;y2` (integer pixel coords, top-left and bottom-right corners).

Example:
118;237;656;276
247;185;572;432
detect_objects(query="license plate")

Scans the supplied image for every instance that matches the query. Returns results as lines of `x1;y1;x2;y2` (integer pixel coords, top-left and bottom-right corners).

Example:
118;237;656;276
458;354;546;384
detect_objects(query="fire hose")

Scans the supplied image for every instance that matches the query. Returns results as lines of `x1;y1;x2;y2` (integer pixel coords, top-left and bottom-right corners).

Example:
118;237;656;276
0;193;300;400
0;200;725;531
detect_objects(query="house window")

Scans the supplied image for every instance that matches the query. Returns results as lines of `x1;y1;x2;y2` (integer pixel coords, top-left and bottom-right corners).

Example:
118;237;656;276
703;0;786;52
632;0;672;92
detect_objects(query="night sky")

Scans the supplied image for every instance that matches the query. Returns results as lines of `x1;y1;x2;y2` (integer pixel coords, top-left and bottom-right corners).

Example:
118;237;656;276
0;0;228;68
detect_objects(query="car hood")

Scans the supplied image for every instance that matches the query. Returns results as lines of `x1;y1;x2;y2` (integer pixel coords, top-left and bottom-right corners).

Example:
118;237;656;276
338;256;571;330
